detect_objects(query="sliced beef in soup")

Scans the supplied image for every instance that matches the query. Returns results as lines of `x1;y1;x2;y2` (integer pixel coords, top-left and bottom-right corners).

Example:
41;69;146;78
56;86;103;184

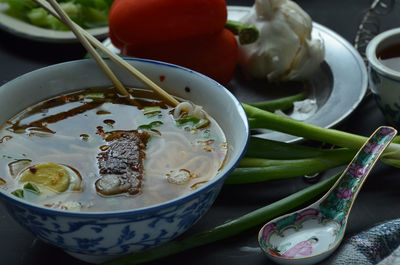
96;130;150;196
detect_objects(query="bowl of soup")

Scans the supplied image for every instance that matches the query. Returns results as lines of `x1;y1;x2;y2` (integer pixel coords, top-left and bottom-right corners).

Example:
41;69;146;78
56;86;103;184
0;58;249;263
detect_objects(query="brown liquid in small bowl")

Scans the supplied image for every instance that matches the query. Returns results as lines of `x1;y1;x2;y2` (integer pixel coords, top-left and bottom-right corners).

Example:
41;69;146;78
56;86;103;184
377;44;400;72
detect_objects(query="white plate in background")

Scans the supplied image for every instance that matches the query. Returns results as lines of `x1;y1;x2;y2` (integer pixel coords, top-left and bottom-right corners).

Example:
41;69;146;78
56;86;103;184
0;3;108;43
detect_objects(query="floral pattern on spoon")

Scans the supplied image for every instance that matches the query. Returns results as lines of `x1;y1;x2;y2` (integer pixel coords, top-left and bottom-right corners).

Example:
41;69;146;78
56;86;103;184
258;126;397;264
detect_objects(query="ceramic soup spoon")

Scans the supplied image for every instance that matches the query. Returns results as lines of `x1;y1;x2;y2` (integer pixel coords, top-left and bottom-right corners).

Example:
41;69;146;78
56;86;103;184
258;126;397;265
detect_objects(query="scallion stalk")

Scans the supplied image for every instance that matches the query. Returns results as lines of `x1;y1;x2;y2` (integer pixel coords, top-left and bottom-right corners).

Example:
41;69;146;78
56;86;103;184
226;136;355;184
246;91;307;112
243;103;400;167
245;136;351;159
227;148;353;184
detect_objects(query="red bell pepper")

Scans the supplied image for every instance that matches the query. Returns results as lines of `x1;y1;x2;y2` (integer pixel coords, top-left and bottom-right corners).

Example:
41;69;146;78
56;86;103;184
109;0;227;47
122;29;238;85
108;0;238;85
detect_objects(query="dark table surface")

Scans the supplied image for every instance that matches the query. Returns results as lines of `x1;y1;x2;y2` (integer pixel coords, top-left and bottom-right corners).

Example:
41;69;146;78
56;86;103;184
1;0;400;264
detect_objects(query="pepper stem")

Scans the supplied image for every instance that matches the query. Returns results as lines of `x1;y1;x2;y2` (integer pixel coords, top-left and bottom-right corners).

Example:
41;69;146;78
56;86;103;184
225;20;259;45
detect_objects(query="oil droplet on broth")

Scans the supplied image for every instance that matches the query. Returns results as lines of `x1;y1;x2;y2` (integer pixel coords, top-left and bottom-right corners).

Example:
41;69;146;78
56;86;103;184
80;134;89;141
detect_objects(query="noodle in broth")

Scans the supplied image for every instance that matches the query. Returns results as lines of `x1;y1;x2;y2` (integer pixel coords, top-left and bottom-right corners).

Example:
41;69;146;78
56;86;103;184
0;87;227;212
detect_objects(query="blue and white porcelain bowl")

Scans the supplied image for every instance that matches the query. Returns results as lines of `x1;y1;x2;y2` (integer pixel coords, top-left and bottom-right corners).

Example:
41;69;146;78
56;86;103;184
0;58;249;264
366;27;400;128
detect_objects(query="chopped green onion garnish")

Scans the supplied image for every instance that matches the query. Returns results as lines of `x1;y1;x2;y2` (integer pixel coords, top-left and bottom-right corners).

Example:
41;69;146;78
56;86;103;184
138;121;163;130
143;106;162;115
12;189;24;198
85;92;105;100
175;115;210;130
23;182;40;195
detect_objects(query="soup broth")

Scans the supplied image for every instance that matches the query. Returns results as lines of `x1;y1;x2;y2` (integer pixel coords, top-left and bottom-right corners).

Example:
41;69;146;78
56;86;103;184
377;43;400;72
0;87;227;212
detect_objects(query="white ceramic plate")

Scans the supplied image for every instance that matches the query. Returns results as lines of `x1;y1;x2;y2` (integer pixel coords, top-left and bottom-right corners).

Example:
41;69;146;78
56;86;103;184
0;3;108;43
104;6;368;143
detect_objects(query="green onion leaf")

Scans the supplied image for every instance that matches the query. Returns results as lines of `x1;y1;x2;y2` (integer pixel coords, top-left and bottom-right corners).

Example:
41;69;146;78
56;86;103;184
175;115;210;130
23;182;40;194
138;121;163;130
11;189;24;198
143;106;162;116
246;91;307;112
85;92;105;100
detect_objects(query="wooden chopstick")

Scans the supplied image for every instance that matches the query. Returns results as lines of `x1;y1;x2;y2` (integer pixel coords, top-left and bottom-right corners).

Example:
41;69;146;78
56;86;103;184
33;0;180;107
46;0;130;97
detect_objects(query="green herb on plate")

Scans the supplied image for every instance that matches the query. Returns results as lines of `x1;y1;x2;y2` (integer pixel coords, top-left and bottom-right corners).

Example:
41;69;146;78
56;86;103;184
0;0;113;30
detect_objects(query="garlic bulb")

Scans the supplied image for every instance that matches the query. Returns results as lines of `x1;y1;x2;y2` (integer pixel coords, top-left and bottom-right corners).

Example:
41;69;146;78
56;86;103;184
238;0;325;82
